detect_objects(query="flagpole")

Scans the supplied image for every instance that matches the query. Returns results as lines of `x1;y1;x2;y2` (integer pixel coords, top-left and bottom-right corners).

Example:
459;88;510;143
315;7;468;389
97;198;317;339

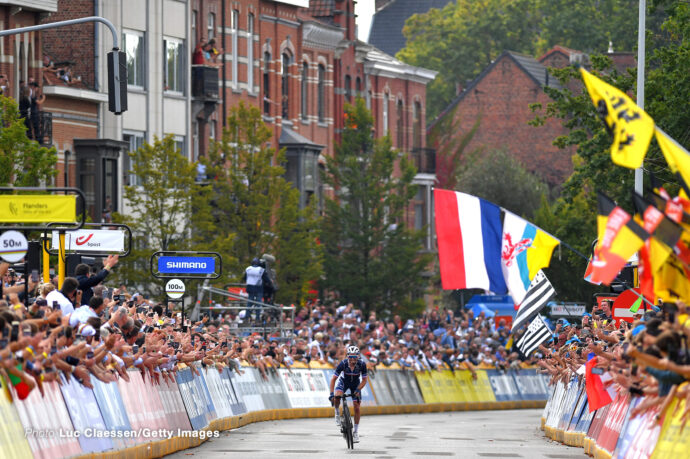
635;0;645;195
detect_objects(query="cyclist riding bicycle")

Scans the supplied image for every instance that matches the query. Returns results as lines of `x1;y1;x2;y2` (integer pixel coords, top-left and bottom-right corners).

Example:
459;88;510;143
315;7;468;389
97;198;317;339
329;345;367;443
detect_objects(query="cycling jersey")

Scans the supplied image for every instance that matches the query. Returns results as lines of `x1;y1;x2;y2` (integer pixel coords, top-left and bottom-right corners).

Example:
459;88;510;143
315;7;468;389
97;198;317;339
334;358;367;399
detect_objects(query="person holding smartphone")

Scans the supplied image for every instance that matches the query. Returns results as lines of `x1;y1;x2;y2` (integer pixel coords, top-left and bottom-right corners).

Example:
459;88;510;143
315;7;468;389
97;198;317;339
74;254;119;306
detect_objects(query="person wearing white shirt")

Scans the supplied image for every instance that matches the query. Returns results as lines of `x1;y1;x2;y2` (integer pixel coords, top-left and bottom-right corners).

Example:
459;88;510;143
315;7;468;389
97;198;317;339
45;277;79;316
69;296;106;327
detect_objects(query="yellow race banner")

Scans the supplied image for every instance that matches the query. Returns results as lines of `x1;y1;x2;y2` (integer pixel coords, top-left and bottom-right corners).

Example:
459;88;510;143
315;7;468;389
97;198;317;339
0;195;76;223
580;68;654;169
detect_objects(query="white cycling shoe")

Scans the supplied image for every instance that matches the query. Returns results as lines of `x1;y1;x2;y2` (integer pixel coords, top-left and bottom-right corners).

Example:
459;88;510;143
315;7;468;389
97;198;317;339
353;432;360;443
335;415;341;427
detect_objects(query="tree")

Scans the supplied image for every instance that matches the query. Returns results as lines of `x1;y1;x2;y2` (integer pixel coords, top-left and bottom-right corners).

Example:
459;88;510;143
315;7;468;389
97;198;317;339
321;99;432;316
456;148;549;219
0;95;57;187
201;102;322;306
113;135;202;294
397;0;667;120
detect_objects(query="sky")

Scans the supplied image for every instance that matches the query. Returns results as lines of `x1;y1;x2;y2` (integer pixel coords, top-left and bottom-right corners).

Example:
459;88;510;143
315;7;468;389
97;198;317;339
356;1;376;42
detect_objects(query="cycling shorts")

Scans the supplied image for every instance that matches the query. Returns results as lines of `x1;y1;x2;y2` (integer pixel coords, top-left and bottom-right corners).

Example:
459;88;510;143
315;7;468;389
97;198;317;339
335;378;361;402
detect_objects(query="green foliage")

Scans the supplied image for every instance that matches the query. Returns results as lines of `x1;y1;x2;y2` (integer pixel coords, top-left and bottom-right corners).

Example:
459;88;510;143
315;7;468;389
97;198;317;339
113;135;202;294
0;95;57;187
321;99;432;315
200;102;322;306
456;148;548;219
397;0;666;120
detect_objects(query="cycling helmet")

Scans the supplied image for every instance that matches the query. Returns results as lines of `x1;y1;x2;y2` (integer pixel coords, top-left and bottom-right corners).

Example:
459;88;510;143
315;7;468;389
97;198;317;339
347;345;360;358
251;258;260;266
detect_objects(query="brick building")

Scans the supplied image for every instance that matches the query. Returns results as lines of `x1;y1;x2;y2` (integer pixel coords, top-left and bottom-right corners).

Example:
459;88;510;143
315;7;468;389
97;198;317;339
429;50;575;188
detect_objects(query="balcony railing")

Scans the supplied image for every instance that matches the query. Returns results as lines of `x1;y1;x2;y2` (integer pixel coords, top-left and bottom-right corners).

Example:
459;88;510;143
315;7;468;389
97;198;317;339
411;147;436;174
191;65;219;99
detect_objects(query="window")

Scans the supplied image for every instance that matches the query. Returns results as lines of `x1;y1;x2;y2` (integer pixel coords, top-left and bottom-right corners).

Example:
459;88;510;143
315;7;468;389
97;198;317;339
344;75;351;103
281;53;291;119
317;64;325;122
164;38;185;93
192;10;197;43
413;101;422;149
207;13;215;39
397;99;404;148
247;14;254;92
232;10;239;88
173;135;186;158
414;188;426;231
263;52;271;115
123;31;145;88
355;77;361;98
382;92;389;135
123;131;145;186
301;62;308;120
209;120;216;140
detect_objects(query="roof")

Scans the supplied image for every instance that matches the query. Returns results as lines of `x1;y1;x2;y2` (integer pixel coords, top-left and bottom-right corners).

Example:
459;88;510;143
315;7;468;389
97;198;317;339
279;126;324;149
357;40;437;84
368;0;453;56
307;0;335;22
538;45;581;62
428;51;562;131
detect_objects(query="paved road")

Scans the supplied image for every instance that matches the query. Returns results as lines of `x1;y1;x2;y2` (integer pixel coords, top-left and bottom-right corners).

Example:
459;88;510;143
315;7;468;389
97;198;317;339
167;409;585;459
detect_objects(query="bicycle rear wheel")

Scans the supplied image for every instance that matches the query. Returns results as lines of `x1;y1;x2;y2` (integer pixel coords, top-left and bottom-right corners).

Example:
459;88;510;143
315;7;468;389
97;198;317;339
342;402;354;449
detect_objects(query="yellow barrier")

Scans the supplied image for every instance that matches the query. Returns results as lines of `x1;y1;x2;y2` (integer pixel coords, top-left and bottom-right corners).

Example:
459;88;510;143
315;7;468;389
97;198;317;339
651;397;690;459
0;383;33;459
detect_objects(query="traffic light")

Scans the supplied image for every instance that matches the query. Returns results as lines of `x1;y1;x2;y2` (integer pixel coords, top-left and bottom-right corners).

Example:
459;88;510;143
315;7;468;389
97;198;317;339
107;50;128;114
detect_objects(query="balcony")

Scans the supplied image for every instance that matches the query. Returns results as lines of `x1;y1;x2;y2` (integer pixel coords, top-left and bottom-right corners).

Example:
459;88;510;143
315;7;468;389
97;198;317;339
192;65;219;121
411;147;436;175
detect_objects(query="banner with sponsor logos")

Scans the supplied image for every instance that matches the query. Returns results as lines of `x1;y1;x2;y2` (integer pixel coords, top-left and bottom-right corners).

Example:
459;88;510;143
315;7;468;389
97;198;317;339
0;195;76;223
175;367;216;430
277;368;331;408
221;368;248;415
322;368;377;406
52;229;125;252
91;378;134;450
117;371;170;441
155;378;193;432
158;256;216;275
231;367;266;412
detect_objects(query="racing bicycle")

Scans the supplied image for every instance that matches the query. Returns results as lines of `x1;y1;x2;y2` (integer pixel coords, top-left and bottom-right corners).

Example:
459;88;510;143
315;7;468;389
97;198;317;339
335;393;356;449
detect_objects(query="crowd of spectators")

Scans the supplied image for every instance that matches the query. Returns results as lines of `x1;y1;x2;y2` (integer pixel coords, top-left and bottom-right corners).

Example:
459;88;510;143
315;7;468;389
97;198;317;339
537;299;690;420
0;258;543;401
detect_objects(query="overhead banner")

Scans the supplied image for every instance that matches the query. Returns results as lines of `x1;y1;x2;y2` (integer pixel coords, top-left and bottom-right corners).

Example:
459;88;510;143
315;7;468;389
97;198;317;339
52;229;125;252
158;256;216;275
0;195;76;223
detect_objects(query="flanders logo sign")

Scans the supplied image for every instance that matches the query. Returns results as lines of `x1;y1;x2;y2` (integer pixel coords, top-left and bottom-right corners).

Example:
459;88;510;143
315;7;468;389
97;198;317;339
0;195;76;223
158;256;216;275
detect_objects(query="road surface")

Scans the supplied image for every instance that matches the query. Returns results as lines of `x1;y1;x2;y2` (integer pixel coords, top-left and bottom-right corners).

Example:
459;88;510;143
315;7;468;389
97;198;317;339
167;408;585;458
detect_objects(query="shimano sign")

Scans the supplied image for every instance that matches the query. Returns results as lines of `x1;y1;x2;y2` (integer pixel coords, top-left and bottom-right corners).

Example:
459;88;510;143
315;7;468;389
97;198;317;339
158;256;216;275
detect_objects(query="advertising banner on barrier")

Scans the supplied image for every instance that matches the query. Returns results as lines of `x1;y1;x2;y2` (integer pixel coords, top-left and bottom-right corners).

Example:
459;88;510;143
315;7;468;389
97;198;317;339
156;378;193;432
382;370;407;404
415;371;439;403
473;371;497;402
176;367;216;430
222;368;248;415
612;397;642;458
59;373;114;453
486;370;522;401
368;370;395;406
650;397;690;458
91;379;133;450
558;379;581;432
203;368;235;419
512;369;550;400
10;379;82;459
567;387;587;433
392;370;424;404
624;406;663;458
277;368;331;408
596;391;630;455
118;371;170;442
455;370;479;402
257;370;292;410
322;369;377;406
232;367;266;412
0;380;34;458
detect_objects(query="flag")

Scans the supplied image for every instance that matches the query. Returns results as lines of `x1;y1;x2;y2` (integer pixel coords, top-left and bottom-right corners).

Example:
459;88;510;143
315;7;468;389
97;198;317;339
655;254;690;302
515;314;552;356
580;68;654;169
634;192;690;268
629;296;643;313
656;128;690;195
585;353;613;412
583;256;601;285
511;270;556;331
501;211;559;304
592;192;649;285
434;189;506;293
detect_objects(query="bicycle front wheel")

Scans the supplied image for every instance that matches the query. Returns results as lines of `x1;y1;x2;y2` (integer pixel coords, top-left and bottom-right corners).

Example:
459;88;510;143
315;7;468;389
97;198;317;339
342;402;354;449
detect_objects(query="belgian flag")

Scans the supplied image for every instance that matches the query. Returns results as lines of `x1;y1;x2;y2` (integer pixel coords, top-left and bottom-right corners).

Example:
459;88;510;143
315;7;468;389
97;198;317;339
592;192;649;285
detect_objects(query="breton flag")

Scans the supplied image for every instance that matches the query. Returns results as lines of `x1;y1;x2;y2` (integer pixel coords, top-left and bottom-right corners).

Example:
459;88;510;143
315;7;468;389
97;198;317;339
516;314;552;357
511;270;556;331
501;211;559;304
580;68;654;169
434;189;507;293
592;192;649;285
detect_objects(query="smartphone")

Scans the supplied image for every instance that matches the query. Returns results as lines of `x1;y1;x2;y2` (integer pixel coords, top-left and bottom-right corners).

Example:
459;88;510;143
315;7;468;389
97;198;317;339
103;289;112;300
137;307;146;314
591;368;604;375
0;338;8;348
113;294;121;302
30;270;39;283
10;321;19;342
86;351;94;359
172;342;180;349
181;325;188;333
53;301;60;311
132;345;139;354
166;312;173;318
51;345;57;354
222;341;228;348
